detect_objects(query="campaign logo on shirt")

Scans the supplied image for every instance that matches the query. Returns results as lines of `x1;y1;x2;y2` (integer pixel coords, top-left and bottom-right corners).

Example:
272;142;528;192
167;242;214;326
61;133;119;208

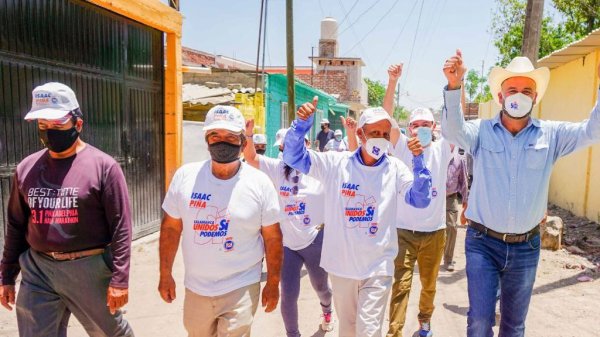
284;200;306;216
340;182;360;197
431;187;438;198
368;223;379;236
193;207;231;247
344;193;378;234
223;237;235;252
279;186;298;197
189;192;211;209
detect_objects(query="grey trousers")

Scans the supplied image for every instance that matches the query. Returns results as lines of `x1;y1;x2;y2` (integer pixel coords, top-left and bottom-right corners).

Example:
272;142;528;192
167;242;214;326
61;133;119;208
16;249;134;337
444;193;460;265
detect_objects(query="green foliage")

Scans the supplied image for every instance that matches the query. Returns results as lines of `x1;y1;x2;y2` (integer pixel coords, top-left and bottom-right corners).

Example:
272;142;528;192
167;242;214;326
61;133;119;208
364;78;386;107
491;0;577;66
464;69;493;103
394;106;409;121
552;0;600;38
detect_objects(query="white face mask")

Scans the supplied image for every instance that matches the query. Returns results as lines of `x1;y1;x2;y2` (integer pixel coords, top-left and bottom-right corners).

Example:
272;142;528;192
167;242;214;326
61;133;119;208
364;137;389;160
503;93;533;119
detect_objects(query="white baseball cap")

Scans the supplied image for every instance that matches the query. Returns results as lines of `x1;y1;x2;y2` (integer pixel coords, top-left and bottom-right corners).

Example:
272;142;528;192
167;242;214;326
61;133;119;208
320;118;330;124
358;107;394;128
203;105;245;133
334;129;343;136
253;134;267;145
25;82;80;122
273;128;288;147
409;107;435;124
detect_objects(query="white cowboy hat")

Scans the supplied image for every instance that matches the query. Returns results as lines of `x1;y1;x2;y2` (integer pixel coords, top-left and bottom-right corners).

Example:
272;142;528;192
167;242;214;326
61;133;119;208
488;56;550;107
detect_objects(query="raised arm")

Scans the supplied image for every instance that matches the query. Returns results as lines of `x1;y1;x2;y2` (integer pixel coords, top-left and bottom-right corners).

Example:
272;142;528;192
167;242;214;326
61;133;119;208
442;49;480;153
242;119;260;169
283;97;318;174
384;64;403;147
341;115;359;151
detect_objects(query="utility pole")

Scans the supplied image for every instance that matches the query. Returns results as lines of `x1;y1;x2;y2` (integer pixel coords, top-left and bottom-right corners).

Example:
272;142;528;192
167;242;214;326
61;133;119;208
254;0;266;93
311;46;314;86
261;0;269;92
286;0;296;124
522;0;544;66
479;60;484;101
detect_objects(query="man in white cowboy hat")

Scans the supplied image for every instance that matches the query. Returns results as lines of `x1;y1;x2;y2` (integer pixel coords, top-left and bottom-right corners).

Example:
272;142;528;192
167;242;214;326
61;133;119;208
284;96;432;337
158;105;283;336
441;50;600;337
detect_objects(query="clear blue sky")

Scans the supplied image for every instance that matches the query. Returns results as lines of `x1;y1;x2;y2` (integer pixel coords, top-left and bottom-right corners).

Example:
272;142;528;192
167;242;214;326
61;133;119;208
179;0;500;110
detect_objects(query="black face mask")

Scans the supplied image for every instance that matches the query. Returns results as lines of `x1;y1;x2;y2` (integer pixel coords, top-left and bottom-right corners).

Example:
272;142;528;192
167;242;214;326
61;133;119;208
39;127;80;153
208;142;242;164
256;149;266;155
321;125;326;131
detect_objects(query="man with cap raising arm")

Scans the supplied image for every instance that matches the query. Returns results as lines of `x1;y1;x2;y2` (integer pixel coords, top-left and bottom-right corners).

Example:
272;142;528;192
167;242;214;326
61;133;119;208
442;50;600;337
158;105;283;337
0;82;134;336
284;97;432;337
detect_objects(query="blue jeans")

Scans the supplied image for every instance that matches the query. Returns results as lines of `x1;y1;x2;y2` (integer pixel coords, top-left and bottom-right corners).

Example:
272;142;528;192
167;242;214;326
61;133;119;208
465;227;540;337
281;230;332;337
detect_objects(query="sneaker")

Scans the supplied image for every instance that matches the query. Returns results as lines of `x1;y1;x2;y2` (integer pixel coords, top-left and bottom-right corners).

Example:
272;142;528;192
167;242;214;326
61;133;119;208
445;262;455;272
320;312;334;332
419;322;433;337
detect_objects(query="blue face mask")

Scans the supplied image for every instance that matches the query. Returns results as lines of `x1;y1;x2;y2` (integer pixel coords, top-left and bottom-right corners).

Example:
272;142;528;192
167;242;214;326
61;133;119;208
416;127;433;148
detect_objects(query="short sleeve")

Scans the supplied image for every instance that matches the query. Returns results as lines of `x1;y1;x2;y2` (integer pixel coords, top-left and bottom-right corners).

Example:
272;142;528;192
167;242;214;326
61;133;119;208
259;156;283;185
260;178;283;227
162;168;184;219
390;133;410;165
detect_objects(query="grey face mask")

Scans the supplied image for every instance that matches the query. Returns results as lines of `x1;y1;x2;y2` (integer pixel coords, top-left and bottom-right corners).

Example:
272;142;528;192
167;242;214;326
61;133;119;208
208;142;241;163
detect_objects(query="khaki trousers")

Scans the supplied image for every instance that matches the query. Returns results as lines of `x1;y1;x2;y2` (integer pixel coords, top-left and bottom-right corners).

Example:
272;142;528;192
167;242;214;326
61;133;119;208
444;193;460;265
330;274;393;337
387;229;446;337
183;283;260;337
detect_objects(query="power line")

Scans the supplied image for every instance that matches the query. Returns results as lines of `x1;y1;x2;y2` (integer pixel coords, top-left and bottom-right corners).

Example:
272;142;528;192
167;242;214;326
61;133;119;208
416;0;447;60
337;0;375;76
401;0;425;90
374;0;420;76
338;0;385;37
337;0;360;28
344;0;403;55
317;0;325;18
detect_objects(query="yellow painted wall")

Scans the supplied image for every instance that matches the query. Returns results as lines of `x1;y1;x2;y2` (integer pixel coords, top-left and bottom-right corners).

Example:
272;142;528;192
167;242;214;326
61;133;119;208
236;92;266;135
540;50;600;220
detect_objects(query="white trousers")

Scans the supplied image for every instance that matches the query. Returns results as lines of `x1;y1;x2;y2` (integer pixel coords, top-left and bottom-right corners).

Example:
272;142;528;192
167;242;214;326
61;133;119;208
330;274;393;337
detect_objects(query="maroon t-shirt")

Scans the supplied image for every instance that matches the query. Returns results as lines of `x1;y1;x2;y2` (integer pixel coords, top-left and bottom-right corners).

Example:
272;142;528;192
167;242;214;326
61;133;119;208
0;145;132;288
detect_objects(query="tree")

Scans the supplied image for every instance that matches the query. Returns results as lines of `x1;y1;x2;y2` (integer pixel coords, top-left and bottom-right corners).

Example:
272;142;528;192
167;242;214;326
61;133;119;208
364;78;386;107
491;0;575;66
464;69;493;103
394;106;409;122
552;0;600;38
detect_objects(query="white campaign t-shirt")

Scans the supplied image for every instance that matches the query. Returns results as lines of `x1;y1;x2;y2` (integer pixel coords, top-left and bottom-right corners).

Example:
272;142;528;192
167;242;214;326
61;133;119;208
259;156;325;250
392;134;452;232
162;161;282;296
307;151;415;279
325;139;348;152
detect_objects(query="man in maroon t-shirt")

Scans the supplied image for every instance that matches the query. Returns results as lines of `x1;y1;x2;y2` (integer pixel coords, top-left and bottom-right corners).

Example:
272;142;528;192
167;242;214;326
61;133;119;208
0;82;134;337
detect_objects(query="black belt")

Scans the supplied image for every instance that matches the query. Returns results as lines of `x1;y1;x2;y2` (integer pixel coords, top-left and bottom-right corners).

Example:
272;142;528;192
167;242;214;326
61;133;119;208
468;221;539;244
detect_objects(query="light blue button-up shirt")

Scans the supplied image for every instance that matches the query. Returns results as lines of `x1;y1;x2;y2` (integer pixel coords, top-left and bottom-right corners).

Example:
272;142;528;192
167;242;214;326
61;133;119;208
442;88;600;234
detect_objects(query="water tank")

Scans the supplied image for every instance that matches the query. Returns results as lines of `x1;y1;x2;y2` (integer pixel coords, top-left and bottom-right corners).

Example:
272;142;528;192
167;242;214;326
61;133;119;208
321;17;338;40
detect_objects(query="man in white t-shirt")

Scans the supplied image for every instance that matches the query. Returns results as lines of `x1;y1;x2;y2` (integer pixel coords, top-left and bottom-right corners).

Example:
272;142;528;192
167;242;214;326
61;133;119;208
253;134;267;155
158;105;283;337
383;64;453;337
284;97;432;337
324;129;348;152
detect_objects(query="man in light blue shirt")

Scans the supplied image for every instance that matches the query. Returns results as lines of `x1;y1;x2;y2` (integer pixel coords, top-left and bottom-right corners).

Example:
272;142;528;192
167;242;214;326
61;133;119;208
441;50;600;337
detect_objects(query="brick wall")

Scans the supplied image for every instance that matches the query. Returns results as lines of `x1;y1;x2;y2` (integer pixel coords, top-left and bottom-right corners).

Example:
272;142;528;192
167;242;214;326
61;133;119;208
297;70;348;101
182;47;215;66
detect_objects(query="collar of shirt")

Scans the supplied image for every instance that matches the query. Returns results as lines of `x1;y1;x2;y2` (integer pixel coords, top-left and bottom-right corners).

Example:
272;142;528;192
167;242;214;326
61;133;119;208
353;147;387;167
